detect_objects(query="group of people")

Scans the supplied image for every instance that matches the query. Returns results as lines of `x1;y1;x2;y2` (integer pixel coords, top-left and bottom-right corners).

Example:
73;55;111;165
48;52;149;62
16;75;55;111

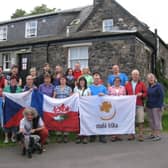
0;62;164;151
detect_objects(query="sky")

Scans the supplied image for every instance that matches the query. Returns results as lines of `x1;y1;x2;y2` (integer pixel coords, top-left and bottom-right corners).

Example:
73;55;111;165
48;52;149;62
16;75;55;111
0;0;167;43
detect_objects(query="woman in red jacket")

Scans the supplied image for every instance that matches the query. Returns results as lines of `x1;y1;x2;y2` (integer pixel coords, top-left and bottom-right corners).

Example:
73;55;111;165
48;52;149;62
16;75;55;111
125;69;147;141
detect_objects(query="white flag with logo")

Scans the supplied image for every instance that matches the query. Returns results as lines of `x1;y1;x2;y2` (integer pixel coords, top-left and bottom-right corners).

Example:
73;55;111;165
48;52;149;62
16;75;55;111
79;95;136;135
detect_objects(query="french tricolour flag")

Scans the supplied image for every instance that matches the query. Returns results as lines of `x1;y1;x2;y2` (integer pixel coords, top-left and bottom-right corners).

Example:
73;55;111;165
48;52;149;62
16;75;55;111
3;90;79;132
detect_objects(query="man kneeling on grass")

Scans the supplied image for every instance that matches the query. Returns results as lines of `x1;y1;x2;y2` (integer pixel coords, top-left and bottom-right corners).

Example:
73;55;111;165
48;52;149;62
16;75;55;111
18;107;48;157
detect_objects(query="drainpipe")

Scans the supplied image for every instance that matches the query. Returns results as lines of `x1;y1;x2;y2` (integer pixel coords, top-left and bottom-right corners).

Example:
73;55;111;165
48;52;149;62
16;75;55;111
46;43;49;63
154;29;159;75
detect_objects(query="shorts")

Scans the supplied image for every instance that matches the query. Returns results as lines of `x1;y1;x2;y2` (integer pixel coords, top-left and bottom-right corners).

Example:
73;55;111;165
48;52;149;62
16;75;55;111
147;107;162;130
136;106;144;123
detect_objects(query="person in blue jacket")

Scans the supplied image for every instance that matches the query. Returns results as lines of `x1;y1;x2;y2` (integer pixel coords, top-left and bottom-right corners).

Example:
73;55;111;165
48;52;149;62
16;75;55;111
146;73;164;141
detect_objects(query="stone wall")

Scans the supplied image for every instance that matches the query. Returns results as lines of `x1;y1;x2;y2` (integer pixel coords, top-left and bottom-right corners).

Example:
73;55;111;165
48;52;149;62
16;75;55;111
47;44;68;70
88;36;144;82
80;0;145;32
158;42;168;78
29;36;154;82
31;45;48;73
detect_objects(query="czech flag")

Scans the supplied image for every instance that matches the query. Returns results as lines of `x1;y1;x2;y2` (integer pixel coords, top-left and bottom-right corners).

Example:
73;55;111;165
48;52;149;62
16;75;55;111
3;91;32;128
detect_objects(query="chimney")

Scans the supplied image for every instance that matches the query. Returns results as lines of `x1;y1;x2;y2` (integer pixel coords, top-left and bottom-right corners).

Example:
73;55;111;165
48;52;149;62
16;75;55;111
93;0;102;7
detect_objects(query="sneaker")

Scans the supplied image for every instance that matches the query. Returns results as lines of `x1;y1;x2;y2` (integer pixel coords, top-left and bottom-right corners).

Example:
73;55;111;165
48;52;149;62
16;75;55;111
75;137;81;144
43;148;46;152
99;136;107;143
152;136;161;141
11;137;16;143
4;138;9;144
147;135;155;139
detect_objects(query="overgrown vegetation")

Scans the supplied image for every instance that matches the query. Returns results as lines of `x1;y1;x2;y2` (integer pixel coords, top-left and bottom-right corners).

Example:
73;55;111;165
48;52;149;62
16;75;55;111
11;4;57;19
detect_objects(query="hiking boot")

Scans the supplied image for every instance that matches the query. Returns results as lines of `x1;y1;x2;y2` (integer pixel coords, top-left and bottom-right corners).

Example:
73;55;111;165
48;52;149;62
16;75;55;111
99;136;107;143
82;137;88;144
111;136;117;142
128;135;135;141
22;147;26;156
138;135;144;142
27;149;32;159
56;136;63;143
90;136;96;142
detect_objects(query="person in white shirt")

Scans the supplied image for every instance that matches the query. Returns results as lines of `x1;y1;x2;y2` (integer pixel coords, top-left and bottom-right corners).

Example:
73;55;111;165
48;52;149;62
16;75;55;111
74;77;91;144
19;107;48;156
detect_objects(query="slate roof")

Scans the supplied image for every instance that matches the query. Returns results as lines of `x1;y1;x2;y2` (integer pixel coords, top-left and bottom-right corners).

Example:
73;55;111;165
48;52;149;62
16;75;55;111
0;0;167;50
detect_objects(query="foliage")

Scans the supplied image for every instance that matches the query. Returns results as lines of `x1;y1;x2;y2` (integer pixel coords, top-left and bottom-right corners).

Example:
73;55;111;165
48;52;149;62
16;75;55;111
11;9;27;19
156;60;168;89
162;111;168;131
11;4;56;19
29;4;56;16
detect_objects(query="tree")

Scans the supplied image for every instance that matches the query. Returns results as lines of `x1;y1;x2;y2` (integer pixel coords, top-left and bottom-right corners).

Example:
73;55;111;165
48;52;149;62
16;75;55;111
29;4;56;16
11;9;26;19
11;4;56;19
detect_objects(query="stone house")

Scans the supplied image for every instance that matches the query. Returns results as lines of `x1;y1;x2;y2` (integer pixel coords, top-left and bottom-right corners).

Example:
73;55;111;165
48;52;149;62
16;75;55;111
0;0;167;83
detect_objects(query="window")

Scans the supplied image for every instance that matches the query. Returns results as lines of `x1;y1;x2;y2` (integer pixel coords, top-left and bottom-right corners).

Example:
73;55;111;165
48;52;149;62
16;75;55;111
2;53;11;71
102;19;114;32
0;26;7;41
25;20;38;38
68;47;88;69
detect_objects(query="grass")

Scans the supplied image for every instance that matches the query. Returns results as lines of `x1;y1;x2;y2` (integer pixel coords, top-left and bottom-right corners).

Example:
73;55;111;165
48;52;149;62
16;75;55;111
162;111;168;131
0;111;168;148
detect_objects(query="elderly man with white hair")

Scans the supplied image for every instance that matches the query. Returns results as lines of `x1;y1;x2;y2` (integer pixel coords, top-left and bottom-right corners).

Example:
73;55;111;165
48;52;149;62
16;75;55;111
125;69;147;141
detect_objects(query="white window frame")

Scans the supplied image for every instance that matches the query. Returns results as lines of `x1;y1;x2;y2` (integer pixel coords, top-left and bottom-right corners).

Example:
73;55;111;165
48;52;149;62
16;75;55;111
68;46;89;69
25;20;38;38
0;25;8;41
2;53;11;72
102;19;114;32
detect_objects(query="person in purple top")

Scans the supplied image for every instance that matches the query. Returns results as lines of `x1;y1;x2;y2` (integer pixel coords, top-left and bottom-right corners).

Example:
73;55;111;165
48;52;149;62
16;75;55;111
39;73;54;97
89;72;107;143
146;73;164;141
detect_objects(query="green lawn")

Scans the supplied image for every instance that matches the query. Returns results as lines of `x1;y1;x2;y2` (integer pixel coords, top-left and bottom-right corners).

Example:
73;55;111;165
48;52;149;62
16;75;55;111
0;111;167;147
